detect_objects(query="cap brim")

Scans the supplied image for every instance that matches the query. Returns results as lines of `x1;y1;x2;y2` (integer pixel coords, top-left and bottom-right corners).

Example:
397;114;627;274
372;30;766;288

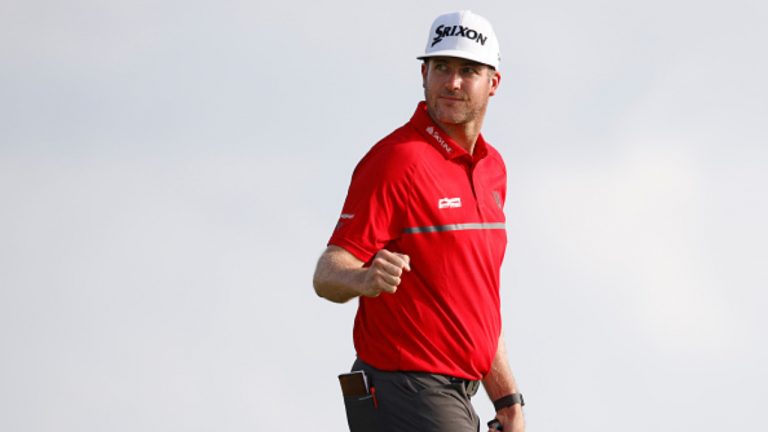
417;49;498;69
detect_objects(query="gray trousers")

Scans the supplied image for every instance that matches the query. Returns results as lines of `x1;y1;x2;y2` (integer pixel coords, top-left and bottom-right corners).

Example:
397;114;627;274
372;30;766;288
343;359;481;432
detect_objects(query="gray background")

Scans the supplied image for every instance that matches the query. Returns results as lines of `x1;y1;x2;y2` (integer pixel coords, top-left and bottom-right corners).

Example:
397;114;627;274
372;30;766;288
1;0;766;430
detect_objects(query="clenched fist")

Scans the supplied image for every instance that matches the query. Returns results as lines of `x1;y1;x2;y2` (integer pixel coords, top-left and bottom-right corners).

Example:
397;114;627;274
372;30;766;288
359;249;411;297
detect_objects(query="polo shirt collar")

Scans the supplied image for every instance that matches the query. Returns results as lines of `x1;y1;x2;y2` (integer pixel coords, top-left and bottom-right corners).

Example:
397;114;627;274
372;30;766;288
410;101;489;164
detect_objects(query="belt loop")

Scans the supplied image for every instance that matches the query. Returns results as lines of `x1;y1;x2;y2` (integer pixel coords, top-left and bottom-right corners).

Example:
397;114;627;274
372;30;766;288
466;380;480;397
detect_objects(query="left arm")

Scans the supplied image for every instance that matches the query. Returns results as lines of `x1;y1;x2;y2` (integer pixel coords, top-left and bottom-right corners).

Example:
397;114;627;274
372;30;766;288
482;331;525;432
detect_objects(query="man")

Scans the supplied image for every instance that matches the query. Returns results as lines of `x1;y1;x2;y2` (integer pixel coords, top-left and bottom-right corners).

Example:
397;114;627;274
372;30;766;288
313;10;525;432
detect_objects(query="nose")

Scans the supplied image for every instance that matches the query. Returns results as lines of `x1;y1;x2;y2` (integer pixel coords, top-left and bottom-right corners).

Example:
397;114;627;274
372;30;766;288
443;71;462;91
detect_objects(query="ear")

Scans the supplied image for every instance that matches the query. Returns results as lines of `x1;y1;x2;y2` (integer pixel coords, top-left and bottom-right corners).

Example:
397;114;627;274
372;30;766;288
488;70;501;97
421;62;428;88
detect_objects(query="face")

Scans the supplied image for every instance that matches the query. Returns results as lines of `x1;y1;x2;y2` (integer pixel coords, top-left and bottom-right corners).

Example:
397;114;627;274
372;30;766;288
421;56;501;127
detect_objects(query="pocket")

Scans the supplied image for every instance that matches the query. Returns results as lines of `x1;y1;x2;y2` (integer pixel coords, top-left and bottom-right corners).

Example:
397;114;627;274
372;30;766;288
343;394;377;432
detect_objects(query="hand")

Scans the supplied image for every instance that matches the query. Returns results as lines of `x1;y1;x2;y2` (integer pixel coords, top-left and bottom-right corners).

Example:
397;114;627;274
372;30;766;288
488;406;524;432
358;249;411;297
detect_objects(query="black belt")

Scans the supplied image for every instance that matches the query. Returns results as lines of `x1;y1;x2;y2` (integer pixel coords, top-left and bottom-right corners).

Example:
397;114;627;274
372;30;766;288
450;377;481;397
354;358;481;398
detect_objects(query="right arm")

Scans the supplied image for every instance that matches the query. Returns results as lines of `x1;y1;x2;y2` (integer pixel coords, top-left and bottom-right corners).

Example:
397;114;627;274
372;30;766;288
313;245;410;304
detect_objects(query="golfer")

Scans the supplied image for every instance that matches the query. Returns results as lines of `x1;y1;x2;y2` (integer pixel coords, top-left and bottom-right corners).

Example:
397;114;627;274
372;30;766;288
313;10;525;432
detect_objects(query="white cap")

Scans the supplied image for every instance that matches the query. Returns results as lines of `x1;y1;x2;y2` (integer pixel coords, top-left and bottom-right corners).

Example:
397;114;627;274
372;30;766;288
417;10;501;69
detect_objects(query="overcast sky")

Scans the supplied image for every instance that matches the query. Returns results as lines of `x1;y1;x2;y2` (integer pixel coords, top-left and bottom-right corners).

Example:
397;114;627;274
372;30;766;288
1;0;767;431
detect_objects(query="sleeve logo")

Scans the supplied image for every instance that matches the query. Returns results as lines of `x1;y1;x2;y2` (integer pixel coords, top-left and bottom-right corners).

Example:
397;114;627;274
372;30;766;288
492;191;502;209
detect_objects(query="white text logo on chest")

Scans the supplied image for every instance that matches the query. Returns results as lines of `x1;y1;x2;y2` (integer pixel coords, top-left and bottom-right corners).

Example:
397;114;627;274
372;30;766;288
438;197;462;209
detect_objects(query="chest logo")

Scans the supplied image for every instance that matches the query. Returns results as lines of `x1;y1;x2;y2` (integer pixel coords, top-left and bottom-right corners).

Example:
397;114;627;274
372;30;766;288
438;197;462;209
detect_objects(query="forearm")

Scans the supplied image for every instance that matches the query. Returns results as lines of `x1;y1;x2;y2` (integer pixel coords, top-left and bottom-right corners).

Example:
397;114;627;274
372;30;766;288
314;246;410;303
482;332;525;431
482;332;520;399
313;246;367;303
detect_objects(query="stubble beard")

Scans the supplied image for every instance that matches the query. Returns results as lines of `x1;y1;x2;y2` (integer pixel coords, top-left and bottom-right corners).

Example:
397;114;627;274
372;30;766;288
425;89;486;127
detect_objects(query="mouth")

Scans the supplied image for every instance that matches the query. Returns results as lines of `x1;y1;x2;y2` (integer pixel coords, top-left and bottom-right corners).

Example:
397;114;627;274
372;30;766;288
438;95;466;103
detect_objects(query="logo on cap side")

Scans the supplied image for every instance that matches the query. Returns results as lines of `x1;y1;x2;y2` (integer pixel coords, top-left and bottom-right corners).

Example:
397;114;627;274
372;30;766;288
431;24;488;47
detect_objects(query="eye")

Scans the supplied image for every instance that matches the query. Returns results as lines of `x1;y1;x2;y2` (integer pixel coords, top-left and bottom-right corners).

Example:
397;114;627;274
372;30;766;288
461;66;479;76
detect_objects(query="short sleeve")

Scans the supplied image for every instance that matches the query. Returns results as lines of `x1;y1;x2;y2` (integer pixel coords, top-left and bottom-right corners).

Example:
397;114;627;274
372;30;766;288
327;144;413;263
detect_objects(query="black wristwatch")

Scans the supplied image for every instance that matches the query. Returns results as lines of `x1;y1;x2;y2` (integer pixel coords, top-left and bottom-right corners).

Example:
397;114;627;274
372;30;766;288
493;393;525;411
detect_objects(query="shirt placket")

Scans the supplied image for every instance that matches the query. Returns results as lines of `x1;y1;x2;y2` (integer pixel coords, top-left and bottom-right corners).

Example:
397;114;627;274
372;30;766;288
459;156;483;218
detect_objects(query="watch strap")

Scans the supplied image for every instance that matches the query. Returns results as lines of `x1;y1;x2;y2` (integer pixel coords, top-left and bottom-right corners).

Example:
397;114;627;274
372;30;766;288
493;393;525;411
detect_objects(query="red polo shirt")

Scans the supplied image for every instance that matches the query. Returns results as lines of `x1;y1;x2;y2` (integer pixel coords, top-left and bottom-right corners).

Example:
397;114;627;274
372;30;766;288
328;102;507;380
